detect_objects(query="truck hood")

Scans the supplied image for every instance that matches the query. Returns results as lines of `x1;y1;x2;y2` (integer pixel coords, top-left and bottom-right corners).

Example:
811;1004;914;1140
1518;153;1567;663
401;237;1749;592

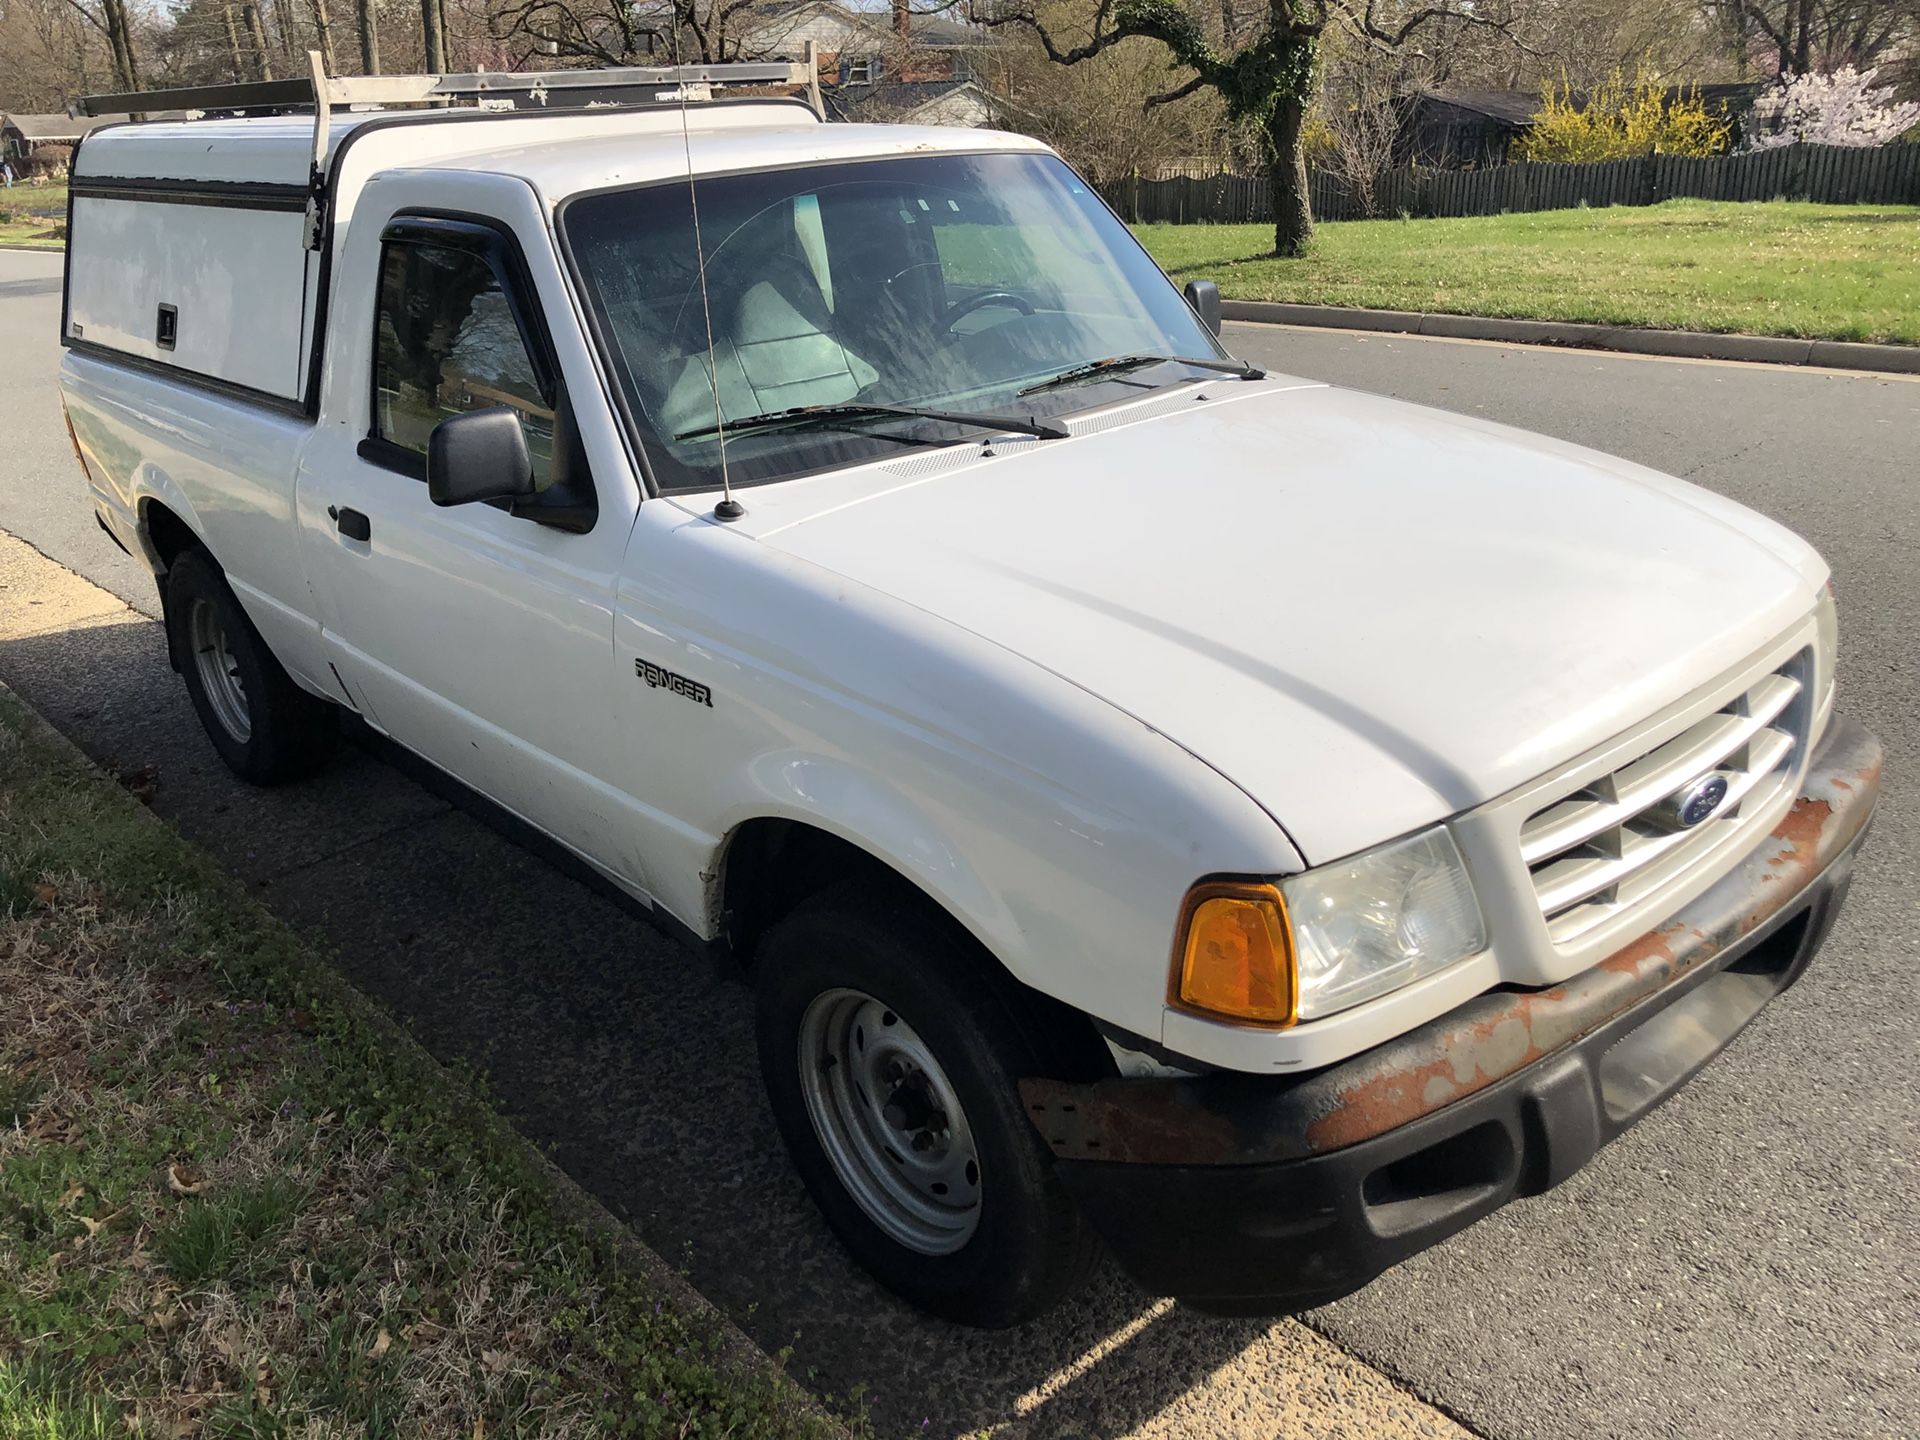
731;379;1824;862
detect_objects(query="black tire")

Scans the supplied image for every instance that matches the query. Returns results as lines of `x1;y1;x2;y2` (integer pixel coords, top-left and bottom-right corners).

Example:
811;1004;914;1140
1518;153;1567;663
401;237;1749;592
165;548;336;785
755;881;1101;1327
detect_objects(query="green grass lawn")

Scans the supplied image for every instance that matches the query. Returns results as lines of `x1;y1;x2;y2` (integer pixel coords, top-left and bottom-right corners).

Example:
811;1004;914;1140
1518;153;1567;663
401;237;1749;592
1135;199;1920;345
0;686;852;1439
0;181;67;248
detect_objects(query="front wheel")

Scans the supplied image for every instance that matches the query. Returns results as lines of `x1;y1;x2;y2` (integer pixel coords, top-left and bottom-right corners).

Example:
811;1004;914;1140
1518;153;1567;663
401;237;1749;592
166;548;336;785
755;883;1100;1327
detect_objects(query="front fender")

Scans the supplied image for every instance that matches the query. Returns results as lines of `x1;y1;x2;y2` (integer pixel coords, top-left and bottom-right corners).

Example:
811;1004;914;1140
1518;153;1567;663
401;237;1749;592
718;749;1018;953
616;507;1303;1048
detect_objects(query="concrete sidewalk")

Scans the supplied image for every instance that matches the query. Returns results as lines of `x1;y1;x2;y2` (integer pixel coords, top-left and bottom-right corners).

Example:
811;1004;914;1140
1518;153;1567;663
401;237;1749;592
0;524;1473;1440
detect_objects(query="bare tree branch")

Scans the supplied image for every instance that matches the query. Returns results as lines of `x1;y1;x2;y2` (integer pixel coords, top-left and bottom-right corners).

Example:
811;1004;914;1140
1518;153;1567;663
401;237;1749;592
55;0;112;42
1146;72;1209;106
1346;0;1518;52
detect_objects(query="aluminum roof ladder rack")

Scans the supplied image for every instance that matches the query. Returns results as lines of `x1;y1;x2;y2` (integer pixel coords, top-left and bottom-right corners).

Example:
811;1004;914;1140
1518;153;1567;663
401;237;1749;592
70;49;825;250
70;50;824;123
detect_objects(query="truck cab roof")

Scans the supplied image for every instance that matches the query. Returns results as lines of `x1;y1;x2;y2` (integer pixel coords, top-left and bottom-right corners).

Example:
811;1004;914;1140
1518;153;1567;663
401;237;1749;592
425;120;1047;201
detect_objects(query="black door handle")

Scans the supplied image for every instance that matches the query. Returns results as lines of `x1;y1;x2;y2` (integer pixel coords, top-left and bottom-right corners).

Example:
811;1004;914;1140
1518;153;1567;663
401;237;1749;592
328;505;371;542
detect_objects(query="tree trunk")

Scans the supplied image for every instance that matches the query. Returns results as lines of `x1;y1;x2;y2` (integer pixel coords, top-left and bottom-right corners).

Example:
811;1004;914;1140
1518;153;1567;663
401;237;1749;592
436;0;452;69
223;4;246;80
102;0;142;91
272;0;300;67
357;0;380;73
419;0;443;72
1266;96;1313;257
310;0;339;73
244;2;274;80
104;18;132;92
1793;0;1811;72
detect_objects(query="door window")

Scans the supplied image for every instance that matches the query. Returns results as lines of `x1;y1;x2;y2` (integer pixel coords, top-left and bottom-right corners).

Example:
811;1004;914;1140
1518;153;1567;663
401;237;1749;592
371;238;555;482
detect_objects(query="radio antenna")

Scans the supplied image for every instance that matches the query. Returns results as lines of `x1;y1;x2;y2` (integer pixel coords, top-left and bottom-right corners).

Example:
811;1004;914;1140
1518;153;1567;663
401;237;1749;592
671;26;743;521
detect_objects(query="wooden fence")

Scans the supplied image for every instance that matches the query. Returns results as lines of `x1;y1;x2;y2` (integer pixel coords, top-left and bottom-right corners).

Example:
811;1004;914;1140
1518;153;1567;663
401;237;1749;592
1098;143;1920;225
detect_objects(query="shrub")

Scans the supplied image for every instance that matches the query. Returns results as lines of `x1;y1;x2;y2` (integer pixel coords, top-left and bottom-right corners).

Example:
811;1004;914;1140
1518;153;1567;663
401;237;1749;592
1518;67;1731;163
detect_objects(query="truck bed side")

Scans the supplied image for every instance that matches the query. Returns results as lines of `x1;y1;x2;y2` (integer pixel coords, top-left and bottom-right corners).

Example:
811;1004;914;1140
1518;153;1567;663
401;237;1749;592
62;352;331;698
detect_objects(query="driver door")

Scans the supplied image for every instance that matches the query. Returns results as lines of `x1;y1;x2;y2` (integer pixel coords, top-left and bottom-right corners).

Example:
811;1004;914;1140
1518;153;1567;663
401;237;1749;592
296;180;646;886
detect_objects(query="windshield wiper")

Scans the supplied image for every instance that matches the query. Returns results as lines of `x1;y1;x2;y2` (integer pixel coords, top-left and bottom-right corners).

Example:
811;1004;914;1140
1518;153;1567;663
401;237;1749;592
1018;354;1264;398
676;402;1069;443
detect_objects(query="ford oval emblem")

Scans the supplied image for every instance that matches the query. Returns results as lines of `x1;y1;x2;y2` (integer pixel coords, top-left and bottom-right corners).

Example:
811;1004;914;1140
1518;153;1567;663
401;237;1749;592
1674;774;1729;828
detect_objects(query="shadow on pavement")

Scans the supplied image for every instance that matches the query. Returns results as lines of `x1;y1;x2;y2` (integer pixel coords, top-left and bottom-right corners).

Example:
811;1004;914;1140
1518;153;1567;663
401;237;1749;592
0;275;63;299
0;612;1286;1439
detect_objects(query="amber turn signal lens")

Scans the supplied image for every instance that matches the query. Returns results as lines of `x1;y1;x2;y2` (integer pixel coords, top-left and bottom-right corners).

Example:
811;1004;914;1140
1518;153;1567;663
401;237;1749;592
1172;884;1297;1025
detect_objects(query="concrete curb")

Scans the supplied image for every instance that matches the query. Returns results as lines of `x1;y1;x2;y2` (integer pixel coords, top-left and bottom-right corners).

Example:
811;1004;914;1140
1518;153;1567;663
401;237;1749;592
1220;300;1920;375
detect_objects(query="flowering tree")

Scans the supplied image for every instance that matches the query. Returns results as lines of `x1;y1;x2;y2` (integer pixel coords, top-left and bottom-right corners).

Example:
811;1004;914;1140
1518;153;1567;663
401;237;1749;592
1747;66;1920;149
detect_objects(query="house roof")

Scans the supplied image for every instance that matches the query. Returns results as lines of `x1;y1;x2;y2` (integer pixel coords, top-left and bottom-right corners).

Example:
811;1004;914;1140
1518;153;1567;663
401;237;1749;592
1415;90;1541;128
1682;81;1768;111
2;112;129;142
825;78;989;122
741;1;998;48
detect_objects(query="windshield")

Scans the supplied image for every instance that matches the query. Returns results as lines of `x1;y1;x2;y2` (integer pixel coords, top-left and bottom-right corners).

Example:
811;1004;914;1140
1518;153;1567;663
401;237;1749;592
561;150;1231;493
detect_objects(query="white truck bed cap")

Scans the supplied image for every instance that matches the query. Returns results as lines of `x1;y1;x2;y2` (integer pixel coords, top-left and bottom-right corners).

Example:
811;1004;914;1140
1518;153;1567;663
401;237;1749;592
71;103;834;190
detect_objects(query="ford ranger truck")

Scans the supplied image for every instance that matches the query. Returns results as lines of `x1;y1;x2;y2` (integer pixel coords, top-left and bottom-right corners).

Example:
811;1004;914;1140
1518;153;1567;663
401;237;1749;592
57;63;1881;1327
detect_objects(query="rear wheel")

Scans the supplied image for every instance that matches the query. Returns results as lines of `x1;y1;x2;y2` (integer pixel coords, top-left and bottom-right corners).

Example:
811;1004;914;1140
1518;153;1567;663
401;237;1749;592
166;548;336;784
755;882;1101;1326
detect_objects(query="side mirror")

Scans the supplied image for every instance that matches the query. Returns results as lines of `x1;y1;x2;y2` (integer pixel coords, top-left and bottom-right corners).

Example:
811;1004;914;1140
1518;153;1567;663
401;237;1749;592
1183;279;1223;337
427;407;538;508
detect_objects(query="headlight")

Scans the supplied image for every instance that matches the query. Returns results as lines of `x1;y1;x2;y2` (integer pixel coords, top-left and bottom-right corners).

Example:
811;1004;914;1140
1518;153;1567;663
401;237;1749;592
1284;826;1485;1021
1171;826;1487;1027
1814;583;1838;729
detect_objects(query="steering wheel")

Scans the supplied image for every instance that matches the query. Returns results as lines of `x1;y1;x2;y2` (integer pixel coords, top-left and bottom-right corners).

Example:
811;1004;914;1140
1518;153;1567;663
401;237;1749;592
881;261;1037;334
942;290;1036;331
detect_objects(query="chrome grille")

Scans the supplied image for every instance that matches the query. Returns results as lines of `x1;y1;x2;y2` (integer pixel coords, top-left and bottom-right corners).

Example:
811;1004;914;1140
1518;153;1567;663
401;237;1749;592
1519;651;1812;946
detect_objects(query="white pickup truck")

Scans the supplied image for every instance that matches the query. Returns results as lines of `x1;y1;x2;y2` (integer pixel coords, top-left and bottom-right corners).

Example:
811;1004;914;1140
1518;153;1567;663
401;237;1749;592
59;61;1880;1327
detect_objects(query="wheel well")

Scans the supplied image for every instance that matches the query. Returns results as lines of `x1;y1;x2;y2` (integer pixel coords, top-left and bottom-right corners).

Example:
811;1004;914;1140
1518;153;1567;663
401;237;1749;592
141;500;202;576
721;819;887;968
141;502;207;673
720;818;1113;1080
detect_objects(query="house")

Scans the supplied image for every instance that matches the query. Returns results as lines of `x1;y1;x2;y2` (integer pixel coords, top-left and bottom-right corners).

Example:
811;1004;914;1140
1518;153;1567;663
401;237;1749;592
735;0;1005;126
2;112;128;166
826;78;997;127
1394;89;1539;168
1396;82;1767;167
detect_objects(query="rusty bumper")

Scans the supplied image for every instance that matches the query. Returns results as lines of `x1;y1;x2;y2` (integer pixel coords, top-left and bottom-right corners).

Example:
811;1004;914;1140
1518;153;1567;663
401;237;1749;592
1031;714;1880;1313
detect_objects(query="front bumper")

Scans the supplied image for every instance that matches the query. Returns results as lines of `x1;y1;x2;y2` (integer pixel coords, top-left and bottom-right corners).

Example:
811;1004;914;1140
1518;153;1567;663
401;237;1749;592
1024;715;1881;1314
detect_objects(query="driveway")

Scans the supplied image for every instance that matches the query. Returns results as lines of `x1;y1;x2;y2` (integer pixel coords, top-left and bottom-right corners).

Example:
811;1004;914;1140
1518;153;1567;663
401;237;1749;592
3;247;1917;1439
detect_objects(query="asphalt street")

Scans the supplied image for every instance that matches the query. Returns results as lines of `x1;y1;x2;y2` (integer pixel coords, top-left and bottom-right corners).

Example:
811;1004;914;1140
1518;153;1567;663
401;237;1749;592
2;246;1917;1439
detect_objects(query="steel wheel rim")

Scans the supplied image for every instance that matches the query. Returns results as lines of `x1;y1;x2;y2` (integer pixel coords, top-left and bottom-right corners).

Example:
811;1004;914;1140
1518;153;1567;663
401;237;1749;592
189;597;251;743
797;987;982;1255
